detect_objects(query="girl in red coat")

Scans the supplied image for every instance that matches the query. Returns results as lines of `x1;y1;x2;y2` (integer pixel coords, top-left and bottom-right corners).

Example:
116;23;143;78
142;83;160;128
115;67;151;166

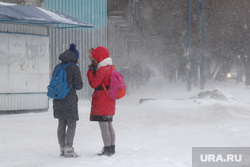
87;46;116;156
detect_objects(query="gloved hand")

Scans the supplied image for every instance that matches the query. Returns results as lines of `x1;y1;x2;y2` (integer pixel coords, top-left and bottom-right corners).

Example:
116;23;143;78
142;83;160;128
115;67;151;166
89;59;98;67
88;62;97;74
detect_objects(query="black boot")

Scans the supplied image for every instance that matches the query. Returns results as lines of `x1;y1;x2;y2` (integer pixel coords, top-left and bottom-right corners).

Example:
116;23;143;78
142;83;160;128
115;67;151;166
98;146;112;156
110;145;115;155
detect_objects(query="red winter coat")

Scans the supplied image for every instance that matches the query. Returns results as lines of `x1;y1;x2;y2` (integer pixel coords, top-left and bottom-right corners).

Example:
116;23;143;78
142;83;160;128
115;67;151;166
87;66;116;121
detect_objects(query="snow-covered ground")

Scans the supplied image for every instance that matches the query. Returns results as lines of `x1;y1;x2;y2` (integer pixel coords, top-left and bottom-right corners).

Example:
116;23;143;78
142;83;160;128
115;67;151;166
1;76;250;167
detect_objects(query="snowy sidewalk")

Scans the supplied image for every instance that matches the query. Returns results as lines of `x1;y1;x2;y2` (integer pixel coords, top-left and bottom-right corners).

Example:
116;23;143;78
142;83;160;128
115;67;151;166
1;80;250;167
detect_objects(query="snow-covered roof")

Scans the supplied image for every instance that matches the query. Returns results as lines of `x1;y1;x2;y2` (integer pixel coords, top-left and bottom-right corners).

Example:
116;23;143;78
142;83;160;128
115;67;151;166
0;2;94;28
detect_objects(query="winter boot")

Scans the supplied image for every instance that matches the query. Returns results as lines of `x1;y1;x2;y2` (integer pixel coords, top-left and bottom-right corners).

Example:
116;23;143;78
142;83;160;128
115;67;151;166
110;145;115;155
98;146;112;156
64;147;78;158
60;147;65;156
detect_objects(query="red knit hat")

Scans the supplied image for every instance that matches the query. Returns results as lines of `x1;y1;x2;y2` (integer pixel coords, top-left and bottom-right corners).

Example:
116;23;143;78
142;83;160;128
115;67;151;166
92;46;109;63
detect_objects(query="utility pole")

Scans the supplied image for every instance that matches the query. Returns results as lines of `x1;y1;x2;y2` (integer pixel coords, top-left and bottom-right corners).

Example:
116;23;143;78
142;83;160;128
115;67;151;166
200;0;205;90
187;0;192;91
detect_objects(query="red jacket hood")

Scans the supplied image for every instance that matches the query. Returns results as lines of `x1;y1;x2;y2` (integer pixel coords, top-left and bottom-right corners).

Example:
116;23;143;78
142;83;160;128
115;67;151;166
92;46;109;63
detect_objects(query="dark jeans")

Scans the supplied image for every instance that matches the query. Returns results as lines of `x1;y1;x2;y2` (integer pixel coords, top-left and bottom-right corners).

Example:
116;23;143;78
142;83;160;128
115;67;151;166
57;119;76;148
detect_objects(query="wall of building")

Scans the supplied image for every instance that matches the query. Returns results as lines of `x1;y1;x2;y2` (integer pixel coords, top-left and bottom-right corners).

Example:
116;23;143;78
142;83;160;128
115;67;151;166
45;0;107;100
107;0;140;70
0;23;49;112
0;0;107;113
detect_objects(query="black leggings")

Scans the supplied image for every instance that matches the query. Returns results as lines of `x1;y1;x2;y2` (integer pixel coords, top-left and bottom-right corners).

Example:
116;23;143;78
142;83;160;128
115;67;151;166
57;119;76;148
99;121;116;147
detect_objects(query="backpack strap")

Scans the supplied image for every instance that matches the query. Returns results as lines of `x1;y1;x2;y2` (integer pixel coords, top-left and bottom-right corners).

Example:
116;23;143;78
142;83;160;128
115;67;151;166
101;65;114;95
56;63;73;71
62;63;73;68
61;63;73;90
102;82;108;95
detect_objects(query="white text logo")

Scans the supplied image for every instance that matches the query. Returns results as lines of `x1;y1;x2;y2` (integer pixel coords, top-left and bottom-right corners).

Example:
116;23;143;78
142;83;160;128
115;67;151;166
200;154;242;162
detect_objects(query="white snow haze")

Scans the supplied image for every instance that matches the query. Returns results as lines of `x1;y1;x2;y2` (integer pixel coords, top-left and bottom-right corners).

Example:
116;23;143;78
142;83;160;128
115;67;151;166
1;74;250;167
